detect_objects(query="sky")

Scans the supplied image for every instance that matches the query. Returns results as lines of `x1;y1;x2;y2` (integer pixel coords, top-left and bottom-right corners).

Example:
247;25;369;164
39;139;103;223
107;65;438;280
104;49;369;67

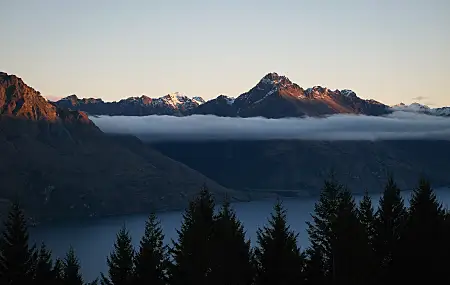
1;0;449;106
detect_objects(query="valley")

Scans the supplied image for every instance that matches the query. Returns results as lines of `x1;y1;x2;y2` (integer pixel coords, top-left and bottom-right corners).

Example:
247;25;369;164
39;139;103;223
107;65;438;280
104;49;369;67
1;70;450;224
2;2;450;284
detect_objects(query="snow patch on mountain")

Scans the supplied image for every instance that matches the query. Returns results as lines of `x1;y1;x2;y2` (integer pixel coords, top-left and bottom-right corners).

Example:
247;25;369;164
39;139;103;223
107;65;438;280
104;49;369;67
192;96;206;105
341;89;357;98
392;103;430;112
223;96;235;105
391;103;450;117
435;107;450;116
254;88;277;104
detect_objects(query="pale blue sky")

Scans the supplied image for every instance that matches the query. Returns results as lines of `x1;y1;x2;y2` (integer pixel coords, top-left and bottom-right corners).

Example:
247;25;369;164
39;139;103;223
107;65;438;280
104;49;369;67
1;0;449;106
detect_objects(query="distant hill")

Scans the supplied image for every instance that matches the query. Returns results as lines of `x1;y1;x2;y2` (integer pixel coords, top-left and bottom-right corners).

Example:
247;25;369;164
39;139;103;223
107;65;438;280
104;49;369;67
392;103;450;117
151;140;450;195
0;72;243;223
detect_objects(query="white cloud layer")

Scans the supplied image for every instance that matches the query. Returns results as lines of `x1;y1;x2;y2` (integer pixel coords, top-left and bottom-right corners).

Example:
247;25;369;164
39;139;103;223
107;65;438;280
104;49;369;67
90;112;450;141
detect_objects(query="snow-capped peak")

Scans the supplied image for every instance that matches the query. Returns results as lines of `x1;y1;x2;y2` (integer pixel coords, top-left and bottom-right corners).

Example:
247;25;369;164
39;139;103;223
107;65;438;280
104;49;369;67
111;92;206;112
391;102;430;112
155;92;203;109
163;92;185;103
390;102;450;116
435;107;450;116
410;102;430;110
341;89;357;98
259;72;293;87
61;94;79;101
216;95;235;105
192;96;206;104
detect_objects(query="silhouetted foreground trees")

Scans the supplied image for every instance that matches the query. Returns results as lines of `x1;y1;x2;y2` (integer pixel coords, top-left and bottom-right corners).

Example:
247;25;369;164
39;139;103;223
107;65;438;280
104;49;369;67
1;177;450;284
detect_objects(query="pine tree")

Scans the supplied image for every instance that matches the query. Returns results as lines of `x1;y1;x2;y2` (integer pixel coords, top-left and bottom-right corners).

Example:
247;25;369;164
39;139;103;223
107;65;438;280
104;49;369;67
210;199;254;285
442;211;450;284
101;226;135;285
358;190;376;244
34;242;55;284
356;190;377;283
373;175;407;283
306;176;343;281
52;258;64;285
0;202;37;285
303;244;326;285
63;247;84;285
393;178;446;283
254;200;304;285
134;213;168;285
331;189;372;285
170;186;216;285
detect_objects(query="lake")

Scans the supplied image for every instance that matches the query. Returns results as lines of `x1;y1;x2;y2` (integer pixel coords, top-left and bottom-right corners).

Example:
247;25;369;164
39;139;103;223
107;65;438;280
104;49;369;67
30;187;450;282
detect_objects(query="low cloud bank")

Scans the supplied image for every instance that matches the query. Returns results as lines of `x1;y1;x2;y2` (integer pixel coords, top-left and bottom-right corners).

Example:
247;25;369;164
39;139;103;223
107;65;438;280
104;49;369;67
90;112;450;141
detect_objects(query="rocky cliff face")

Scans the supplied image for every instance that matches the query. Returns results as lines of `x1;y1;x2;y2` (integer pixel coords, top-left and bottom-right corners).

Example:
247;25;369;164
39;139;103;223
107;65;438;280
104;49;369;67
1;72;60;121
0;72;98;127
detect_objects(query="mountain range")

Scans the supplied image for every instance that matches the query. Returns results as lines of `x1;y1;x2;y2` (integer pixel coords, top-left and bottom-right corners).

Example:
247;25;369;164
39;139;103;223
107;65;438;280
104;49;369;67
2;70;450;223
0;72;245;223
57;92;205;116
151;140;450;196
392;102;450;116
54;72;449;118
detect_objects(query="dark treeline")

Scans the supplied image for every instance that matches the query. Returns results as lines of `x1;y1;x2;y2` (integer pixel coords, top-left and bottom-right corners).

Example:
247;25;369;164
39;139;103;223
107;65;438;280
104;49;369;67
1;175;450;285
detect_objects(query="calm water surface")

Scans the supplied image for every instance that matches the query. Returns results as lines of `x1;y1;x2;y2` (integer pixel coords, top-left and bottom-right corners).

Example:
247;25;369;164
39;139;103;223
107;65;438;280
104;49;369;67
30;188;450;282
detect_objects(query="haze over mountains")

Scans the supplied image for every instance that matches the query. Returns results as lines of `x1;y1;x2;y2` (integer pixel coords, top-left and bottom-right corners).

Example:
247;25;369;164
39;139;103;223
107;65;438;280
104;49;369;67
54;72;450;118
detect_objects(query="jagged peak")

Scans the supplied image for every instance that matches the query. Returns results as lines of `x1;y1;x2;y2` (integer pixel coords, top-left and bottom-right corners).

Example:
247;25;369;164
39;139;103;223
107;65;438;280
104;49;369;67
340;89;357;98
0;72;96;124
217;94;234;99
215;95;235;105
259;72;292;86
410;102;430;109
192;96;205;104
304;87;359;98
0;72;23;82
121;96;141;101
62;94;79;100
262;72;281;79
62;94;104;104
164;92;187;99
391;102;431;112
